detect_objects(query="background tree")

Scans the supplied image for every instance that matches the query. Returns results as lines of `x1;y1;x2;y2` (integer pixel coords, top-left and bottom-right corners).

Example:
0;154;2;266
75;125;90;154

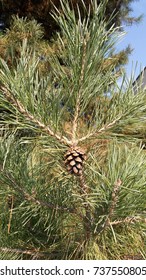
0;0;146;260
0;0;142;35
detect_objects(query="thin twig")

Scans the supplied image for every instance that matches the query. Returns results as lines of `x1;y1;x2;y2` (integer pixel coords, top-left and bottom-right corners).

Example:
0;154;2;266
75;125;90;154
110;216;146;226
1;86;72;146
78;115;123;144
72;34;88;144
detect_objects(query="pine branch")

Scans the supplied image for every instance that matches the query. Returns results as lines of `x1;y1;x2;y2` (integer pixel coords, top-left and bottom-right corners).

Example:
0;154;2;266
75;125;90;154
110;216;146;226
0;247;49;259
72;34;88;144
108;178;122;220
7;195;14;234
103;178;122;230
1;86;72;146
72;93;80;145
78;172;89;195
0;166;83;219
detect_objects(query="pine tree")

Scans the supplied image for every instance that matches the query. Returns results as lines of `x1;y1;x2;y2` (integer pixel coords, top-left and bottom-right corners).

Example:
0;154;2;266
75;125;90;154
0;0;142;33
0;0;146;260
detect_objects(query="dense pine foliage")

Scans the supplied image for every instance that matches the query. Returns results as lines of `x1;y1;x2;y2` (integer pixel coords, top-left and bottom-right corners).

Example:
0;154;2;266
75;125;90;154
0;0;146;260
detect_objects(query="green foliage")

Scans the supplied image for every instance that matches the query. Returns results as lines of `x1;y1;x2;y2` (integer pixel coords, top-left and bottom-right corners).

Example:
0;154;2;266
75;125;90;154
0;133;146;259
0;3;145;139
0;0;146;260
0;249;22;260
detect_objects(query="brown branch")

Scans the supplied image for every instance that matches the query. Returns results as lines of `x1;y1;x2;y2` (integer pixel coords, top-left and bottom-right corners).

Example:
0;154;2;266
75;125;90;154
1;86;72;146
78;172;89;196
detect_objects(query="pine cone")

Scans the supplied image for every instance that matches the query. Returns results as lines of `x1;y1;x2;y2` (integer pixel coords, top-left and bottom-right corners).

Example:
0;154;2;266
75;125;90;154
64;147;86;175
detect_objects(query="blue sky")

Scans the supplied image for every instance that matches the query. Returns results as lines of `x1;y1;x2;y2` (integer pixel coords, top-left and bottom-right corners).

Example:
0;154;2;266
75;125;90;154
117;0;146;80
